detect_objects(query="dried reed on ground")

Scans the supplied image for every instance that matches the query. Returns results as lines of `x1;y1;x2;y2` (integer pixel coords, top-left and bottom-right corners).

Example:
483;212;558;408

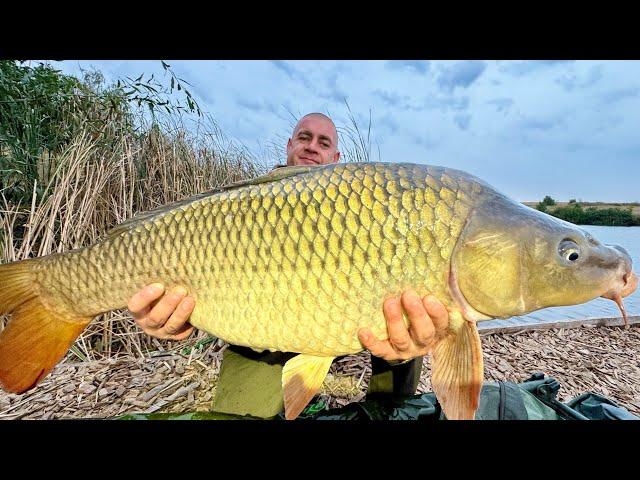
1;326;638;419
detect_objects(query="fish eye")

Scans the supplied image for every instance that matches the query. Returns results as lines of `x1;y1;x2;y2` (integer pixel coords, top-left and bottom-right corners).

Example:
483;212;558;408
558;239;581;263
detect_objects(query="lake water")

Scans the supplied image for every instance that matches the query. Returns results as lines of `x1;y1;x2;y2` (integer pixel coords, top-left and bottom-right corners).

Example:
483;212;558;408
479;226;640;330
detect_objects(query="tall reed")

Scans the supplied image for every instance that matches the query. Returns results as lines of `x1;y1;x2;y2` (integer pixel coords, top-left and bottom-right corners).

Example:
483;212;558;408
1;108;377;361
0;117;263;361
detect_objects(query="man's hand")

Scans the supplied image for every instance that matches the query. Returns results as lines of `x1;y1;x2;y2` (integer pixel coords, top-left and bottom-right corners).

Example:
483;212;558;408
127;283;196;340
358;290;449;362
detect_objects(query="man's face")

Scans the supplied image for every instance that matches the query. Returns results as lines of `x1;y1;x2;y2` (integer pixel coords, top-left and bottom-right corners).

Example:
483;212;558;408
286;116;341;166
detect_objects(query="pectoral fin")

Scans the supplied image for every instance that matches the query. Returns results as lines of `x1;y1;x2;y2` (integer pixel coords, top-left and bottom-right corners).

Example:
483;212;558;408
431;318;483;420
282;354;335;420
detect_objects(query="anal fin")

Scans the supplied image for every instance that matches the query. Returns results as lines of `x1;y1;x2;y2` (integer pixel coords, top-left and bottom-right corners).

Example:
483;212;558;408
282;354;335;420
431;318;483;420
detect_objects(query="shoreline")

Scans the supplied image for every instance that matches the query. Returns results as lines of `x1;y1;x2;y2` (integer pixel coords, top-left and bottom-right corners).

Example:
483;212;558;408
478;314;640;335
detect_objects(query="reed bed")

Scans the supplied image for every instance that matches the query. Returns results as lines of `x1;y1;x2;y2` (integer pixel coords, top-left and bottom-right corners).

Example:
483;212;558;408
0;108;375;362
0;119;264;360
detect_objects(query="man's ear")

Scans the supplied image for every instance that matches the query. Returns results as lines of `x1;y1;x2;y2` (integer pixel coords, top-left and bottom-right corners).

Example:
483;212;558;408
332;151;341;163
287;138;292;150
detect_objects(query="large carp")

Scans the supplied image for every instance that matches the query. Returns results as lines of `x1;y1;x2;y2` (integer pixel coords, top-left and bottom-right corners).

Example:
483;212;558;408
0;162;636;420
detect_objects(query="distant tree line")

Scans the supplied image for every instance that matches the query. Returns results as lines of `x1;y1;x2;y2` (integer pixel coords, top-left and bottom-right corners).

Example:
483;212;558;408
535;196;640;226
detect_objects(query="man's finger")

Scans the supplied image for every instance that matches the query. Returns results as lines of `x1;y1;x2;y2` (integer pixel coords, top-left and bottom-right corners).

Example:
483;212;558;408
358;328;398;361
128;283;165;315
422;295;449;332
145;286;188;329
383;297;412;352
401;290;434;347
162;296;195;335
159;323;195;340
165;325;195;341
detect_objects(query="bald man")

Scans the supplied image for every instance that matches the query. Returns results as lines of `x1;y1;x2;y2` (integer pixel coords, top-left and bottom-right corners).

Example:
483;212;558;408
127;113;450;418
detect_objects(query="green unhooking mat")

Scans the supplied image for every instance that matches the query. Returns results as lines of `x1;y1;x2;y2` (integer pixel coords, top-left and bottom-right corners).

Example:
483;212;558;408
117;373;639;421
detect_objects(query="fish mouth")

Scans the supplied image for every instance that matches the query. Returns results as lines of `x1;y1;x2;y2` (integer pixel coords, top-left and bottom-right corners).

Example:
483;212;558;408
601;270;637;326
622;271;639;297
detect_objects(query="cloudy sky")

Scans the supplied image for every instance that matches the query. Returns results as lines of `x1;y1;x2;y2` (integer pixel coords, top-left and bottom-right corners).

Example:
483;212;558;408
49;60;640;203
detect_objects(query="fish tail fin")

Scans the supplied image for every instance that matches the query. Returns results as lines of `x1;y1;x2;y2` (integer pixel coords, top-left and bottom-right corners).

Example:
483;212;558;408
0;259;91;394
431;316;484;420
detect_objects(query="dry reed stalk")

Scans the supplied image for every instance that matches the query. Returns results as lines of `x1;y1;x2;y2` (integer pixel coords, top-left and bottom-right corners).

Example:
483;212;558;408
1;123;263;360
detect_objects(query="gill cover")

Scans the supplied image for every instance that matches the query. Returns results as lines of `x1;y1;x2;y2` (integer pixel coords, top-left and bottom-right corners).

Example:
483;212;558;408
451;195;533;318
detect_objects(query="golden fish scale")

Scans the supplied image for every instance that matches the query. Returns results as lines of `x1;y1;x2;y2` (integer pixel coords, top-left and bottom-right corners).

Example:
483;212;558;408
36;163;483;356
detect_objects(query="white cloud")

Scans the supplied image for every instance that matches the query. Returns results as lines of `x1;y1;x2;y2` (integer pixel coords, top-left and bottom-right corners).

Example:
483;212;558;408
42;59;640;202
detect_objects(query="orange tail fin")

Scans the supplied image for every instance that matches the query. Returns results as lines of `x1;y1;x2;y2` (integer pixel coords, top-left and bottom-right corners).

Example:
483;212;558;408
0;259;91;393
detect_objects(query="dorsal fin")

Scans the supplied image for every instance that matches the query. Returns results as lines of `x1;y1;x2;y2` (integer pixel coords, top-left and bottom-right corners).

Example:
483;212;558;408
105;165;317;238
